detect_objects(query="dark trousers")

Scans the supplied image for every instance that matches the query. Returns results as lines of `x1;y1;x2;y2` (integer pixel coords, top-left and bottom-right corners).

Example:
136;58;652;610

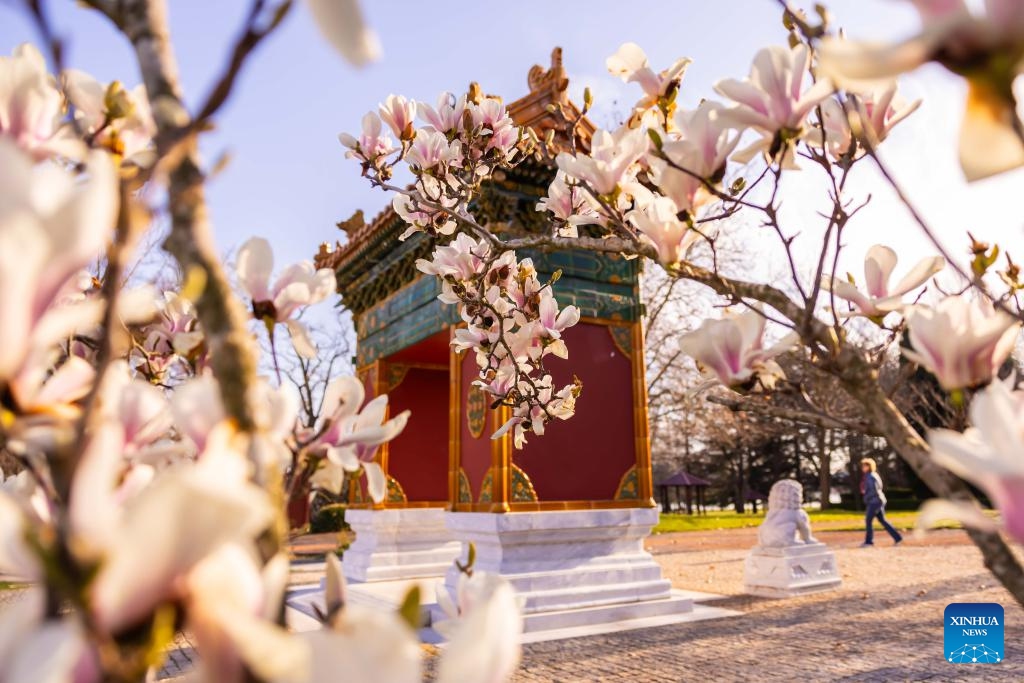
865;502;902;544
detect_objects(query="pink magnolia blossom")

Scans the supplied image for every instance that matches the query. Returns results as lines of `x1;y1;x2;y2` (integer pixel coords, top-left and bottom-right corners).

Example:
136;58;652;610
823;244;944;317
338;112;395;168
379;94;416;141
556;126;648;195
0;44;83;159
628;196;702;266
415;232;489;303
714;44;833;165
648;101;739;214
928;380;1024;542
0;140;117;380
814;84;920;158
235;237;335;358
536;172;600;235
904;296;1020;390
818;0;1024;180
315;376;410;502
406;128;462;171
679;311;794;390
418;91;467;134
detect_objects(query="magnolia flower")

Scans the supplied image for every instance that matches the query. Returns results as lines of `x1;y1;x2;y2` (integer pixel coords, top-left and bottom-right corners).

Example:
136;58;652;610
235;237;335;358
435;572;523;683
904;297;1020;391
0;140;117;380
406;128;462;171
647;101;739;214
714;44;833;166
928;380;1024;542
823;244;944;317
607;42;691;123
415;232;489;303
536;172;600;235
556;126;648;195
814;84;920;158
607;42;690;101
628;196;702;266
819;0;1024;180
314;376;410;502
338;112;395;168
419;91;467;134
63;70;156;164
0;44;83;159
392;192;457;239
379;94;416;141
679;311;794;390
304;0;381;67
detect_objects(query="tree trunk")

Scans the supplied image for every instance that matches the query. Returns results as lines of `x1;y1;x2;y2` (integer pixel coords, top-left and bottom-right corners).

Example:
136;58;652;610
844;364;1024;606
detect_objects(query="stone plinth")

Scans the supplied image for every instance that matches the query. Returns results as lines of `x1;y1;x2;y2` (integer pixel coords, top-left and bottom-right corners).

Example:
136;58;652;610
744;542;841;598
434;508;693;632
343;508;461;582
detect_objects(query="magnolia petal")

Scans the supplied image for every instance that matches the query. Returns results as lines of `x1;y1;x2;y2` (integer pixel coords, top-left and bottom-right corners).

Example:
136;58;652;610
915;498;997;539
363;461;386;503
236;237;274;302
0;494;40;580
890;255;945;298
5;618;88;683
436;574;522;683
286;319;318;358
321;376;365;422
863;245;898;298
959;79;1024;182
304;0;382;67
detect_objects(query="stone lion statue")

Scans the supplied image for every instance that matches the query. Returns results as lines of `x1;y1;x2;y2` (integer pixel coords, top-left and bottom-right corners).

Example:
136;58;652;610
756;479;817;548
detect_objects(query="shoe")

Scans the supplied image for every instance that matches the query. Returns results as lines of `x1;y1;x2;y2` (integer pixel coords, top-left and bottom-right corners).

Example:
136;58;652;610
860;543;874;548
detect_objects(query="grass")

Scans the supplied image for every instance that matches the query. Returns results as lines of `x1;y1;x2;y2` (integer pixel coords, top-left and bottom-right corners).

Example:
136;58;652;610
652;508;927;534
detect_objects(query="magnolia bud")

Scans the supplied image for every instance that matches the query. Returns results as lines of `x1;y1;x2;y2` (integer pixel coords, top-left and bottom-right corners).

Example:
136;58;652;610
104;81;135;121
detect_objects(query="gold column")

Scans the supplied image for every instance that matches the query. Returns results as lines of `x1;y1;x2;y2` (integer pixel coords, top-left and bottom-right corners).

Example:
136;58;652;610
489;404;512;513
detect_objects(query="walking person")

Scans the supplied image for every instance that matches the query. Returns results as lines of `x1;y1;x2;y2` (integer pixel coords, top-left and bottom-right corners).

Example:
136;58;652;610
860;458;903;547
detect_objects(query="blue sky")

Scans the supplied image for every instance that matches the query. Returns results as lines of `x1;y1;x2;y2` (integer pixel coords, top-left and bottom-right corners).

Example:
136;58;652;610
2;0;1022;283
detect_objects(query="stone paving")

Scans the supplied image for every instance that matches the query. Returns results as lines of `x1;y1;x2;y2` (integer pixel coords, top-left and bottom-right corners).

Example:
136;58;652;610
5;527;1023;681
506;529;1024;682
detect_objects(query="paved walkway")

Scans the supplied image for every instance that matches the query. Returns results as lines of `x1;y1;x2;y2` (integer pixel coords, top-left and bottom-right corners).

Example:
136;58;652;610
509;528;1024;682
6;527;1022;681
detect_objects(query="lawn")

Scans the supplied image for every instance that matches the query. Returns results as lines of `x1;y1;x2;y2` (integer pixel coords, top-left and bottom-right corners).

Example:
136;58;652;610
652;508;926;534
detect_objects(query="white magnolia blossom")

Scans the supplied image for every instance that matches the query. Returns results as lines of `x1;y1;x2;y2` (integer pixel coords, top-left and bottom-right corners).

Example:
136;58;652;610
714;44;833;166
814;83;920;158
235;236;336;358
63;69;157;164
823;244;944;318
556;126;648;195
0;139;116;381
304;0;381;67
313;375;410;503
904;296;1021;391
606;42;691;122
0;44;83;159
928;380;1024;542
679;311;794;390
627;196;701;266
818;0;1024;180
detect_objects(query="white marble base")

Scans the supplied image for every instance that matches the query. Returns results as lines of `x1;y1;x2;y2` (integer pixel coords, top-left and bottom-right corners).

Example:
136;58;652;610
286;581;741;643
432;508;692;631
743;542;841;598
342;508;461;582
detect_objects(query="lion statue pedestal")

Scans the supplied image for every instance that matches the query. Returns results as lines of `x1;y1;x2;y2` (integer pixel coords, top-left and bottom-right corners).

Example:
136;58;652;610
743;479;841;598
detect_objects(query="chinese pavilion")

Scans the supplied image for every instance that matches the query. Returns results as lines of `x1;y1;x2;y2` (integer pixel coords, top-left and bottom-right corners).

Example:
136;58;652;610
314;49;693;628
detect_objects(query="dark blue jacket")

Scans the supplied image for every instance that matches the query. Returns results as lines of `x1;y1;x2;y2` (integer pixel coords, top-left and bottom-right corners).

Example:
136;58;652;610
863;472;886;507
